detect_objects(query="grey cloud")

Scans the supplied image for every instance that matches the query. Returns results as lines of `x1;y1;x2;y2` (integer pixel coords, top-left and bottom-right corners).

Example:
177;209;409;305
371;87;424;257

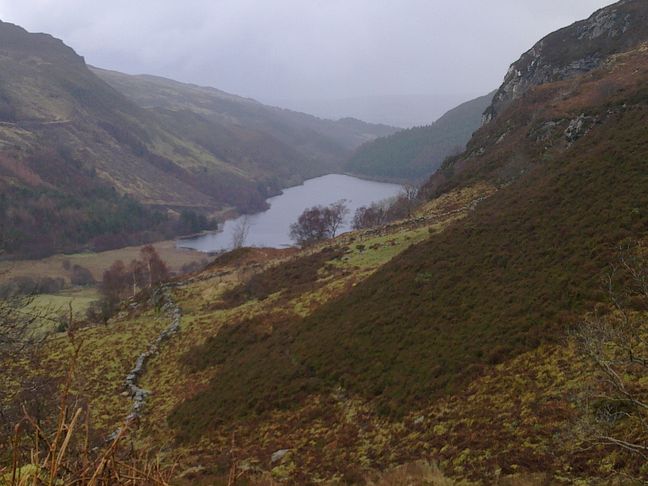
0;0;615;105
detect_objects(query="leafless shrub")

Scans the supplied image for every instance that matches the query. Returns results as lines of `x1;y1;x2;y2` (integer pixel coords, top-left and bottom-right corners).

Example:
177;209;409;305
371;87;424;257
352;201;388;230
573;241;648;458
0;293;55;360
289;200;349;246
231;216;251;250
3;328;176;485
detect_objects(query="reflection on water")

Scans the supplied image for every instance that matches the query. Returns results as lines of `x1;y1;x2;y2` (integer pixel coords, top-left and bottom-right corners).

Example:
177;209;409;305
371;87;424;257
177;174;403;252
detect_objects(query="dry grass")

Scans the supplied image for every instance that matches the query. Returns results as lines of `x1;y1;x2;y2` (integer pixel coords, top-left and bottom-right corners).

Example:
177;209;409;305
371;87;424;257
368;461;464;485
368;462;552;486
0;241;205;284
2;333;176;486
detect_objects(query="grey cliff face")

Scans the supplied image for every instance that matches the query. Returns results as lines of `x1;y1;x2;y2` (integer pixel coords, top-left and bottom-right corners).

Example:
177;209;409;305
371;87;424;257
483;0;648;124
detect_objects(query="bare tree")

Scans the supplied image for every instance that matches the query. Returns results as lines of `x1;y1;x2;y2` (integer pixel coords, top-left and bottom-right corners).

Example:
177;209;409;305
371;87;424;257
574;242;648;457
140;245;169;287
353;202;388;230
289;200;349;247
0;281;59;436
327;199;349;237
231;216;251;249
128;259;146;297
0;293;41;359
290;206;329;247
401;183;420;219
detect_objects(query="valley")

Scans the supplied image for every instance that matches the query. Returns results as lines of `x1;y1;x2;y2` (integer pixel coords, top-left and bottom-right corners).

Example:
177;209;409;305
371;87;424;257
178;174;403;252
1;1;648;485
0;19;396;259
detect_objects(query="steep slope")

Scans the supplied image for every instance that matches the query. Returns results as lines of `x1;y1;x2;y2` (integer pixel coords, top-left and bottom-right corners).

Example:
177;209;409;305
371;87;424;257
0;21;216;256
484;0;648;122
161;1;648;479
91;67;397;169
172;44;648;417
0;21;394;257
4;2;648;484
344;92;494;181
0;20;246;210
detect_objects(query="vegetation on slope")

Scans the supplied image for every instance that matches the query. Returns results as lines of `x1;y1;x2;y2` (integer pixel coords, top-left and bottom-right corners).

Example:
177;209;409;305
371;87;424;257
0;152;169;257
344;92;494;181
166;186;493;434
0;21;395;258
92;67;397;159
4;4;648;484
2;180;645;483
169;45;648;429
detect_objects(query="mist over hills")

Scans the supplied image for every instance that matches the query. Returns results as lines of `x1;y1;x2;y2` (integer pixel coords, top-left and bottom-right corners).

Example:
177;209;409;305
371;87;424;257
266;93;481;128
91;67;396;166
3;1;648;484
344;91;496;181
0;20;395;257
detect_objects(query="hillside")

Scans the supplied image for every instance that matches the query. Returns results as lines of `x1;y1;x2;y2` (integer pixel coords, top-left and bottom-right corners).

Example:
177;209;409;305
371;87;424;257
344;92;494;181
2;1;648;484
168;37;648;428
483;0;648;122
158;1;647;481
0;21;395;258
91;67;397;169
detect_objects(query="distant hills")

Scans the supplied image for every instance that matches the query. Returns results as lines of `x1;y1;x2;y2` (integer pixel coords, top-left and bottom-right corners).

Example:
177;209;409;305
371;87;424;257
3;1;648;483
344;91;495;181
267;93;479;128
0;20;395;257
91;68;397;170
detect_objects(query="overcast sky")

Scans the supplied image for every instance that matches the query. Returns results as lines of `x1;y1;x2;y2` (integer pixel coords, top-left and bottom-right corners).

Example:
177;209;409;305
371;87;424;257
0;0;614;105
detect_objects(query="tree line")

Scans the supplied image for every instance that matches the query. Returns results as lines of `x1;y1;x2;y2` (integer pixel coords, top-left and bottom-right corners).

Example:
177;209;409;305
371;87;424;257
87;245;169;323
289;184;420;247
0;146;218;259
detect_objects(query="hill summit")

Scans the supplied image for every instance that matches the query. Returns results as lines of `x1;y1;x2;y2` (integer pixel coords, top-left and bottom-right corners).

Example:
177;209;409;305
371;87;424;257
484;0;648;122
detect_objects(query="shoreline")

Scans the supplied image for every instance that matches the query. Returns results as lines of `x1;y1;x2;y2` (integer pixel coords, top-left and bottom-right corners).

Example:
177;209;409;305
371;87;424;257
177;173;404;253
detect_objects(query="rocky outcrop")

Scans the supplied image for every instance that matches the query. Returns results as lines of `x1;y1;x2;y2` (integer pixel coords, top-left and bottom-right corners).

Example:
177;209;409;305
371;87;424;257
270;449;290;464
564;114;597;144
483;0;648;123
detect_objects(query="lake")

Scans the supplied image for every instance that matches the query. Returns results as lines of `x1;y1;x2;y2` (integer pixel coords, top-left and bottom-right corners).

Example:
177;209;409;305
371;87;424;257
177;174;403;252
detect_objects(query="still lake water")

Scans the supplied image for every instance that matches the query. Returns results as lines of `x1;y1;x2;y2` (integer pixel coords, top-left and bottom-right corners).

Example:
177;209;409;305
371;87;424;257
177;174;403;252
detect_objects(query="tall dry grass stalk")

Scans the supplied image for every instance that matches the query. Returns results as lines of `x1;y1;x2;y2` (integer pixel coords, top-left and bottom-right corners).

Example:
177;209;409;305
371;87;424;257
2;317;175;486
368;461;459;486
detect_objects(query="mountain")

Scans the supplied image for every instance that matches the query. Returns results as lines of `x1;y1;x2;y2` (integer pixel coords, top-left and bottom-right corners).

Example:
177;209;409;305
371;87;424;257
91;68;397;168
0;21;395;257
3;1;648;484
344;92;495;181
266;93;479;128
159;0;648;480
483;0;648;123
